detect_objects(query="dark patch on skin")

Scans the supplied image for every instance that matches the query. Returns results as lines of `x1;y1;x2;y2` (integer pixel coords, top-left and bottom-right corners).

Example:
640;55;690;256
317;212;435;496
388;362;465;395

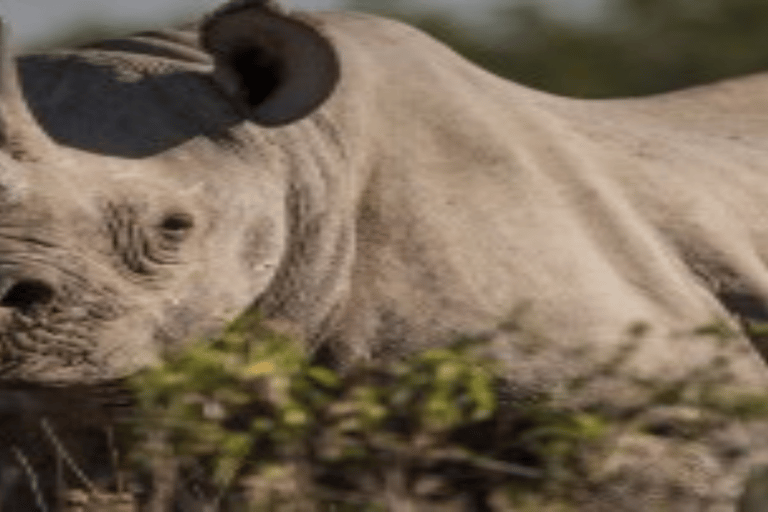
241;217;278;271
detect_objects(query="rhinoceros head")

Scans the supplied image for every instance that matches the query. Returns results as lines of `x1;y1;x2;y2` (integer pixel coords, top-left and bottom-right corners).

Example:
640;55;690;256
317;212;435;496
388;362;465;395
0;1;340;386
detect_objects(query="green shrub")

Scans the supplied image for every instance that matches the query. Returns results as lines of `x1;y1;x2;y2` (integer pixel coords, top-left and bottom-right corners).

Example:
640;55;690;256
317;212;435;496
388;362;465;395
120;314;768;511
123;314;568;510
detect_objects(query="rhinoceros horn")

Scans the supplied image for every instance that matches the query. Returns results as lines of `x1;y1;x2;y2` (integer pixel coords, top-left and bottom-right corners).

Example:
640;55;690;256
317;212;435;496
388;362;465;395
0;19;52;159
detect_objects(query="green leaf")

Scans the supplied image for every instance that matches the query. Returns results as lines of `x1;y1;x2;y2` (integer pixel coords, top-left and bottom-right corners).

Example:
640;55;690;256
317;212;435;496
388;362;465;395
213;455;243;488
306;366;341;388
435;361;463;384
222;433;253;459
282;407;310;428
468;370;496;421
572;413;607;440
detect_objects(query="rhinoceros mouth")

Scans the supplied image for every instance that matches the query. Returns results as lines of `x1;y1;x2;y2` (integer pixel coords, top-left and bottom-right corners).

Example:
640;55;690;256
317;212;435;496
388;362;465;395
0;274;125;384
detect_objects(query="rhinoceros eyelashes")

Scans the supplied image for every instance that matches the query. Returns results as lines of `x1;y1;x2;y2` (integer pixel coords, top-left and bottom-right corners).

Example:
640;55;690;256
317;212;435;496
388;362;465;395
106;204;193;277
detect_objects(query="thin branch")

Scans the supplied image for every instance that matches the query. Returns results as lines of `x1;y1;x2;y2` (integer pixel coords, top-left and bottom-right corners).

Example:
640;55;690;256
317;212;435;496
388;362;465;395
145;430;178;512
106;425;126;493
427;447;543;479
0;460;25;512
11;446;49;512
55;446;64;512
361;438;543;480
383;461;414;512
39;418;97;492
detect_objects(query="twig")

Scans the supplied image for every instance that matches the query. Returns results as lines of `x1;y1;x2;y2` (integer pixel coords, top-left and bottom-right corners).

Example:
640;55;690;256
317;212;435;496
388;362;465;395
455;453;543;480
313;487;376;506
106;425;126;493
39;418;97;492
145;430;178;512
55;445;64;512
363;439;543;480
383;460;414;512
429;447;543;479
11;446;49;512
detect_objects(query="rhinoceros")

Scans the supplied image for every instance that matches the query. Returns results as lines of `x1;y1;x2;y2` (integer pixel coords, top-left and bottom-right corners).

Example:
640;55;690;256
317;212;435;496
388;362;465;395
3;0;768;510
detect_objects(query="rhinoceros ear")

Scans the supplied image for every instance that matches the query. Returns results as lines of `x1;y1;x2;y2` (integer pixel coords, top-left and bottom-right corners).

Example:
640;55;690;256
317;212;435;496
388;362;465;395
201;1;339;126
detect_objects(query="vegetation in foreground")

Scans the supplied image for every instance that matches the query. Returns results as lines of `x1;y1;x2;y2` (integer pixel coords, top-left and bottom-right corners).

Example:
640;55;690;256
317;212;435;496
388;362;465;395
122;315;555;511
15;312;761;511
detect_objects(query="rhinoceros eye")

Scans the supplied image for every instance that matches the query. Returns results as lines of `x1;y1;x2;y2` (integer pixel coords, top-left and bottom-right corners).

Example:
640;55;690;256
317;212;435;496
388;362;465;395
107;204;194;277
158;212;194;241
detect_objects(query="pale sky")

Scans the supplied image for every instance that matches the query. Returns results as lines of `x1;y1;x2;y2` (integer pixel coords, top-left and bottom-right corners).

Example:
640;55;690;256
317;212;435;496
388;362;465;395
0;0;605;48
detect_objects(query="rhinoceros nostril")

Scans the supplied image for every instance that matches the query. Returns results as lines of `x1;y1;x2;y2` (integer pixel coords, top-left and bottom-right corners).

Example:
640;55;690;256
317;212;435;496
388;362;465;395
0;279;55;311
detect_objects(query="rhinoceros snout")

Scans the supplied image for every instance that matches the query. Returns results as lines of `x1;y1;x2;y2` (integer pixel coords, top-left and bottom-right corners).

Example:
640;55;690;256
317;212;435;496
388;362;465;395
0;279;55;313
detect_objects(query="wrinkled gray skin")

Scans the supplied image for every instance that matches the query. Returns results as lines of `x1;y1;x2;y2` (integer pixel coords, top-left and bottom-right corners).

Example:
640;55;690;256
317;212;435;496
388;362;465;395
3;0;768;510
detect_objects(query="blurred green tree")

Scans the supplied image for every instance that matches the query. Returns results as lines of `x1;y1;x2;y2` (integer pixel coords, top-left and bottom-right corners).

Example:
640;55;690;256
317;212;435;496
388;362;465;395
345;0;768;97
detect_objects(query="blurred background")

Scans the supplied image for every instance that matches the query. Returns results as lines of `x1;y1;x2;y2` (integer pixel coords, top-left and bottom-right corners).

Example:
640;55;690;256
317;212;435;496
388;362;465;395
3;0;768;98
